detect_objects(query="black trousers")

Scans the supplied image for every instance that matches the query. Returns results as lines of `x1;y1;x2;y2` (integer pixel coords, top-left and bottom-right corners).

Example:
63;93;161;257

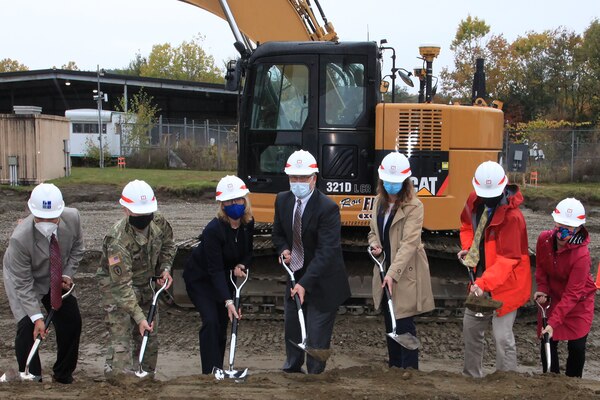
186;282;229;374
15;294;81;381
381;299;418;369
283;283;337;374
541;334;588;377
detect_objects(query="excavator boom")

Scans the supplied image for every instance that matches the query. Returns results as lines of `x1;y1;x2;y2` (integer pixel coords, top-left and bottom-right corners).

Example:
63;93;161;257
179;0;338;44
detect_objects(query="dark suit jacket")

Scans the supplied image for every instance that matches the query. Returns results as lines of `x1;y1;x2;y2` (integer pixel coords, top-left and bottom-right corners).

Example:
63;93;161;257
183;217;254;303
272;190;351;312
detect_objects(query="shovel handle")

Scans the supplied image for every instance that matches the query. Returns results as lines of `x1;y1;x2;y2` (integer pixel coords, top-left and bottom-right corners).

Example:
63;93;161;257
231;295;240;334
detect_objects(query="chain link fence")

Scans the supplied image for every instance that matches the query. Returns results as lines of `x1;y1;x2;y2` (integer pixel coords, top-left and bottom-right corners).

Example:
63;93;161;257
121;118;237;170
504;129;600;184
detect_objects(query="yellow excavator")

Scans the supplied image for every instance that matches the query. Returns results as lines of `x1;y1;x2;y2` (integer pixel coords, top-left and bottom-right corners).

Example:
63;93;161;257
172;0;504;314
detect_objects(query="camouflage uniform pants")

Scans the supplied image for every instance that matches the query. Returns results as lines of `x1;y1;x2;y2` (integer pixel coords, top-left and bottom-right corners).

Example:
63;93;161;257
103;299;159;378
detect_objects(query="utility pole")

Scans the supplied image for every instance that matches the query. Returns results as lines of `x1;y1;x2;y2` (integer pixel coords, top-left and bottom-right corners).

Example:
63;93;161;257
94;65;107;168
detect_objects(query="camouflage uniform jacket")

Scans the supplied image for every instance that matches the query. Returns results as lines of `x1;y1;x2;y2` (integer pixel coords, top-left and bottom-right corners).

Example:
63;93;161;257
97;212;176;324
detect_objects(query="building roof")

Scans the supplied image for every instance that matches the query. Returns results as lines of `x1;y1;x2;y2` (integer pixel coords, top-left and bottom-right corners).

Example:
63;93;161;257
0;69;238;122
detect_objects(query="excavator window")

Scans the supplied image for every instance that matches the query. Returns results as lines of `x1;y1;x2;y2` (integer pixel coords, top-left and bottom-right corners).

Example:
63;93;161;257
321;60;366;126
250;63;309;131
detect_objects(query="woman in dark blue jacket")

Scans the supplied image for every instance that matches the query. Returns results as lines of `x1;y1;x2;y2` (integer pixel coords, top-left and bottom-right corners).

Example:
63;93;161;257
183;175;254;374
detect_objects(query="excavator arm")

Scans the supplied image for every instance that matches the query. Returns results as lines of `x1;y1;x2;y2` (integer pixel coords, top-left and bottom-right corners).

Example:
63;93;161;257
179;0;338;44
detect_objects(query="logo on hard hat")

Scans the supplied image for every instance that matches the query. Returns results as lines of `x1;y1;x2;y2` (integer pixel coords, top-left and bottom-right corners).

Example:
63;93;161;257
296;160;303;167
485;179;492;185
566;208;573;216
141;195;147;201
42;200;52;209
227;183;234;191
390;166;397;174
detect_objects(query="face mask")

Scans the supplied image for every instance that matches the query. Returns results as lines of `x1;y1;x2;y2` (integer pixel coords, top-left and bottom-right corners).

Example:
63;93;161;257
555;226;576;240
224;203;246;220
483;195;502;209
35;222;58;238
290;182;311;199
383;181;403;195
129;213;154;230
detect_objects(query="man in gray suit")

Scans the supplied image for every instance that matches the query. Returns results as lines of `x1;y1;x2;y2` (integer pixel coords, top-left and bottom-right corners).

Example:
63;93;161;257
3;183;83;384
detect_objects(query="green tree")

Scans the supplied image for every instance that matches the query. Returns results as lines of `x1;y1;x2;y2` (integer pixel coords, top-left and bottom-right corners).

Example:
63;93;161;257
0;58;28;72
139;34;223;83
580;19;600;123
116;89;160;150
440;16;495;102
61;61;79;70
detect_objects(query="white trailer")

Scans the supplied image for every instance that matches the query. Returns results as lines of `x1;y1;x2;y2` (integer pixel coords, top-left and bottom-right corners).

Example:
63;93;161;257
65;109;124;158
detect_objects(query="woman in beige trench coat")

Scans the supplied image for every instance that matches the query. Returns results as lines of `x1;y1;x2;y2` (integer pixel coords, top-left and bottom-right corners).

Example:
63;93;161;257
368;152;435;369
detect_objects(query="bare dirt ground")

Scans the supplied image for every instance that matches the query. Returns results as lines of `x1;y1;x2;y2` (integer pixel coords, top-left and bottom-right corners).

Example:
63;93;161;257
1;185;600;399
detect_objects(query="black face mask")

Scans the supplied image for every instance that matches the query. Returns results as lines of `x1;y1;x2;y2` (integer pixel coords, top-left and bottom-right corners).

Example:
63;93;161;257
482;195;502;209
129;213;154;230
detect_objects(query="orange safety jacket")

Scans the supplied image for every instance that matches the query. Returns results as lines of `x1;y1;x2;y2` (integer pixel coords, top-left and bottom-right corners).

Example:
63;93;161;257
460;186;532;317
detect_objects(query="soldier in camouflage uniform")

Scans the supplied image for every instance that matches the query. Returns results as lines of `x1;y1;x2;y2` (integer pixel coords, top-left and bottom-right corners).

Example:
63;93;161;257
97;180;175;379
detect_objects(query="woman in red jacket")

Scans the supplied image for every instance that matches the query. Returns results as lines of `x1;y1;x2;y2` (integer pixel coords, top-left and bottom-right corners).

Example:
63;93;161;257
534;197;596;378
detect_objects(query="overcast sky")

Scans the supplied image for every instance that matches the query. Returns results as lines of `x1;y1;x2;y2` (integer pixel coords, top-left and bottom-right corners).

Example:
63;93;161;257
2;0;597;93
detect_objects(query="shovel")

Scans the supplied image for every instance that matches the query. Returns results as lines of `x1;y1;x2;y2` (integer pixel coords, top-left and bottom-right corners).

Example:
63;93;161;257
280;255;331;363
0;284;76;383
213;268;250;381
536;296;552;373
368;247;421;350
460;258;502;316
135;277;168;378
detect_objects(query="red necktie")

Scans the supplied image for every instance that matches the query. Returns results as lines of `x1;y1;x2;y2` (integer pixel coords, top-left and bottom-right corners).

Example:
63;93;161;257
50;234;63;310
290;199;304;272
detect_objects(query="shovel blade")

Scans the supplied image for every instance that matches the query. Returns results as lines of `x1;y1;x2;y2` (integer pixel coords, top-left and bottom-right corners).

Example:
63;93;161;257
20;371;42;382
0;369;20;382
213;366;248;381
387;332;421;350
544;342;551;372
134;364;154;379
225;368;248;381
288;339;331;363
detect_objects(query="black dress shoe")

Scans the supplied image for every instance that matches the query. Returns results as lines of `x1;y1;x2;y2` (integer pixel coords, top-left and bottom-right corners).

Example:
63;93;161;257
52;375;74;384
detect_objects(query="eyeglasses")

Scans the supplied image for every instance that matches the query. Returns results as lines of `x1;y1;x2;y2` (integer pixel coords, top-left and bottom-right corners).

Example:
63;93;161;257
289;175;313;183
222;198;245;206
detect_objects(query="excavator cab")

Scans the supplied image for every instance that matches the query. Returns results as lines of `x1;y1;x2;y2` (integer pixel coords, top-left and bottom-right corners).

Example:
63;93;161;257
238;41;380;225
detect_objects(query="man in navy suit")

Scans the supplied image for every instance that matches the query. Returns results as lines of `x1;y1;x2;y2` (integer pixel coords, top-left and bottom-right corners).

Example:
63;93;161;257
272;150;351;374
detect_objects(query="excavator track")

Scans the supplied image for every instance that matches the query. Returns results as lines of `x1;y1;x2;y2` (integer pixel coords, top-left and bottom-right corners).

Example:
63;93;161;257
170;223;472;318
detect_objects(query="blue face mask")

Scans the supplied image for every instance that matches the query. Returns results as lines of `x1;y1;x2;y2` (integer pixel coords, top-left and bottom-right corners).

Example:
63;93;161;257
383;181;403;195
223;203;245;220
290;182;311;199
556;226;576;240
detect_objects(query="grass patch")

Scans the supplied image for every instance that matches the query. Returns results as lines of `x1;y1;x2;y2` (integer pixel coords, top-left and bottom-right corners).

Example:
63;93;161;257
49;167;233;192
522;183;600;205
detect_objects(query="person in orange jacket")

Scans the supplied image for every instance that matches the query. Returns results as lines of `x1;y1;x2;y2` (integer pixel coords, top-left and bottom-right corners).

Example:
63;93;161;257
457;161;531;378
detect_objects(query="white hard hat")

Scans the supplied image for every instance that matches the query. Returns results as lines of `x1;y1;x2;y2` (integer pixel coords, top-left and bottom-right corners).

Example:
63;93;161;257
284;150;319;176
119;180;157;214
378;152;412;183
472;161;508;198
215;175;250;202
552;197;586;227
28;183;65;219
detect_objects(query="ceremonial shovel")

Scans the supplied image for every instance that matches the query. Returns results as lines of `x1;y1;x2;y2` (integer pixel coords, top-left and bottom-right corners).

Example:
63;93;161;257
213;268;250;381
280;255;330;363
135;277;168;378
368;248;420;350
0;284;75;382
536;296;552;373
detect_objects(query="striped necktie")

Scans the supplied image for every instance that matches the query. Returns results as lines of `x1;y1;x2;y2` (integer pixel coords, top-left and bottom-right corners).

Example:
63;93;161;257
463;206;490;268
49;234;63;310
290;199;304;272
